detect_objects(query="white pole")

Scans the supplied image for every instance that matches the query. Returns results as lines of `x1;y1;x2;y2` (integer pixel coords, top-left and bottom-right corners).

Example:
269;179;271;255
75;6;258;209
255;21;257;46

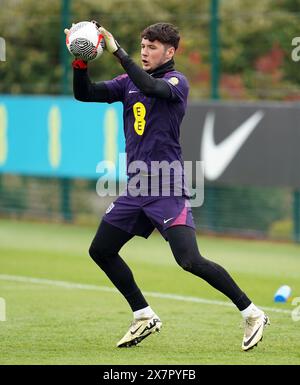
0;37;6;61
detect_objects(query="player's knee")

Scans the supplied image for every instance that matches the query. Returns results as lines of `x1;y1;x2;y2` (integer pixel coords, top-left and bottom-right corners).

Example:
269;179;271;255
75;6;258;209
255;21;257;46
174;247;206;273
88;243;100;263
179;259;193;272
175;252;194;272
88;242;113;265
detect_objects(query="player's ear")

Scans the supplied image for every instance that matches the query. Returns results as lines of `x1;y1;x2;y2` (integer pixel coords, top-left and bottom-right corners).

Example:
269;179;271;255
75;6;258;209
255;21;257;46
166;46;175;59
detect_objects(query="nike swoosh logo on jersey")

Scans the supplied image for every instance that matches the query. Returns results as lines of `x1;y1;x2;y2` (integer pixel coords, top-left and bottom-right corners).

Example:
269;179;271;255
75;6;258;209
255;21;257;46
163;217;174;224
243;324;262;347
201;110;264;181
129;90;138;94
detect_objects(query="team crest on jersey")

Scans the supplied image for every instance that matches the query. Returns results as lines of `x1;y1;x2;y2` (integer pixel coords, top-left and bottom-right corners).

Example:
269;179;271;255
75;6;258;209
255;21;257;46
168;77;179;86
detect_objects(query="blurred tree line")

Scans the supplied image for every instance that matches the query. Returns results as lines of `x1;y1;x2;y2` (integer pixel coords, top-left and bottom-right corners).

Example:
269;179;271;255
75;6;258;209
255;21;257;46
1;0;300;99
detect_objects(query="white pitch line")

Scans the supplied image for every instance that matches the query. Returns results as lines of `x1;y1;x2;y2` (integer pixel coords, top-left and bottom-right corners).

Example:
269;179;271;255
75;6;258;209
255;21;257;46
0;274;291;315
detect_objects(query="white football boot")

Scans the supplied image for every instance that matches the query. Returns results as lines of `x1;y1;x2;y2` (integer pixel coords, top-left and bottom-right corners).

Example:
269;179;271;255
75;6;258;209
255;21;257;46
242;311;270;351
117;314;162;348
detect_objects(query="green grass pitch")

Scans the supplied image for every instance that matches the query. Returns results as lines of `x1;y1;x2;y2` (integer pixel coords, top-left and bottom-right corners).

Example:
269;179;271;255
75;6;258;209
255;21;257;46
0;219;300;365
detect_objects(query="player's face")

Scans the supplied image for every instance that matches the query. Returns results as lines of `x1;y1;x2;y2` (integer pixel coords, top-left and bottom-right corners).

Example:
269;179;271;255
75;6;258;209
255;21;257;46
141;38;175;71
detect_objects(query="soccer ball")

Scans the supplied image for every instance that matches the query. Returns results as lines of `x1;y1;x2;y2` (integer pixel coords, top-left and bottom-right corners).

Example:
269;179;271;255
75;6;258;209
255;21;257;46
66;21;105;62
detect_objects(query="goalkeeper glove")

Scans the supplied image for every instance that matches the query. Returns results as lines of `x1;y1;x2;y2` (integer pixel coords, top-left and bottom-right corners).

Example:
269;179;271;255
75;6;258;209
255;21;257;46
90;21;128;61
64;23;75;37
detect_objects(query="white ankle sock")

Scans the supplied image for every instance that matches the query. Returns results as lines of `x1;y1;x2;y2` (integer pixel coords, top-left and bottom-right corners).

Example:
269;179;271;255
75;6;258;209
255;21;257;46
241;303;262;319
133;306;155;319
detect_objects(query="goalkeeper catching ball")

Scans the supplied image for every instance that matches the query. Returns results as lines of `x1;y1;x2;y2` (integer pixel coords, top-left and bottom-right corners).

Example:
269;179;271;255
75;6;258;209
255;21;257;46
65;21;269;351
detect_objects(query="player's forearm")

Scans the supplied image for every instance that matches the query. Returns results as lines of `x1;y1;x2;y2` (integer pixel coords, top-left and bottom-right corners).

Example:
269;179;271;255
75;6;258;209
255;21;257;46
99;26;172;99
116;53;172;99
73;66;110;102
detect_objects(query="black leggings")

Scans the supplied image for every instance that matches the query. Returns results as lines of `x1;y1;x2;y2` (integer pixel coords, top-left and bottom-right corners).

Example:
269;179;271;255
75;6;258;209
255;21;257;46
89;220;251;312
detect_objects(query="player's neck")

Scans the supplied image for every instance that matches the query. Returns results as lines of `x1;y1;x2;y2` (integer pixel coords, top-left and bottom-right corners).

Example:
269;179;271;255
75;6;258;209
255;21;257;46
147;58;175;78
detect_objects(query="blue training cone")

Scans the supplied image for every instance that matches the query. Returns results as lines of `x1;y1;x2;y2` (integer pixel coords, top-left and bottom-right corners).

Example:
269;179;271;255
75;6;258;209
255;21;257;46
274;285;291;303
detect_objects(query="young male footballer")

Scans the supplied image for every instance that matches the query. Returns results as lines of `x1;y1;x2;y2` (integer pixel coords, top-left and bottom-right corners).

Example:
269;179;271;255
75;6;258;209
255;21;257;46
65;22;269;351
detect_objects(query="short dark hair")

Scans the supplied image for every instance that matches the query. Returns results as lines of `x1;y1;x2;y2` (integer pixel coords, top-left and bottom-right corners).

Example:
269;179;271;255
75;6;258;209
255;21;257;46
141;23;180;50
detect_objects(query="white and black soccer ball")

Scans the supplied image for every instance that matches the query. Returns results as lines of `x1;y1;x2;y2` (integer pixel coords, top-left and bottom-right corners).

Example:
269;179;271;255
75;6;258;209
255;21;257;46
66;21;105;62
